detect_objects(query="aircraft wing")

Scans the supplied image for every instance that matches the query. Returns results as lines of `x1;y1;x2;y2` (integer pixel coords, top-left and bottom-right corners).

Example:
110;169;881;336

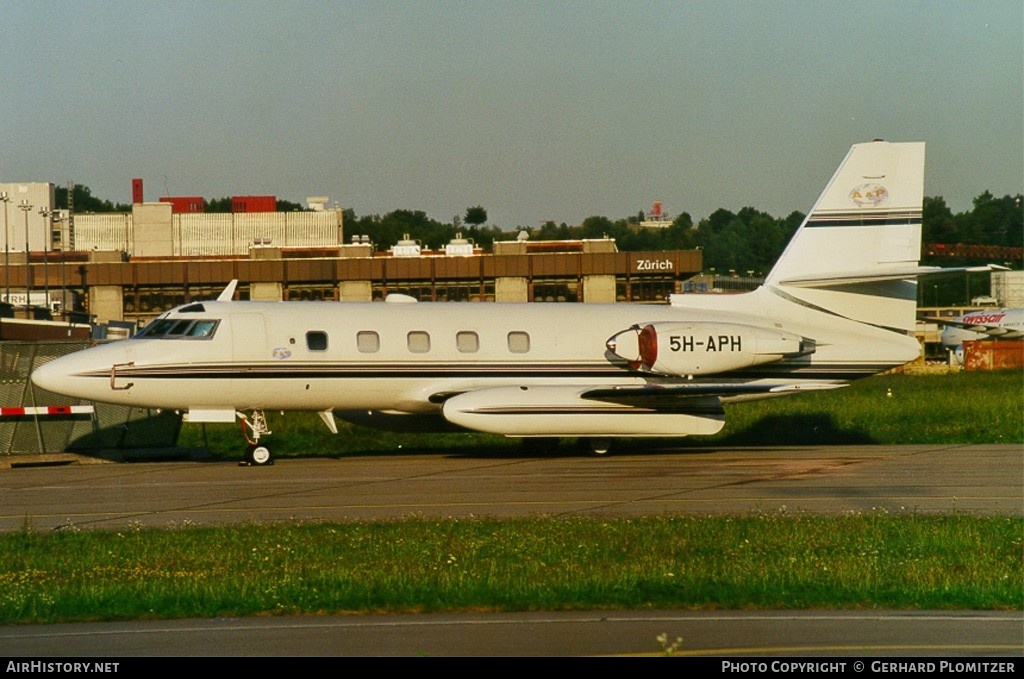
439;382;846;438
580;382;847;407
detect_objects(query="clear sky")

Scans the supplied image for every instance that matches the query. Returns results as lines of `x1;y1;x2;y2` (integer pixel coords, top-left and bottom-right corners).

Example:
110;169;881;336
3;1;1021;229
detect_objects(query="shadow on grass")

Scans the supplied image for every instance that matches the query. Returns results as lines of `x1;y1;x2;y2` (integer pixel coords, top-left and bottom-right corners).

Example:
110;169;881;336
707;414;876;447
311;413;878;460
179;413;879;463
59;409;190;463
432;413;877;458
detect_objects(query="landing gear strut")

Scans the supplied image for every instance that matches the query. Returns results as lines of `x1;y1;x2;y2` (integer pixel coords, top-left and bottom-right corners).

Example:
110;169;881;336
239;410;273;466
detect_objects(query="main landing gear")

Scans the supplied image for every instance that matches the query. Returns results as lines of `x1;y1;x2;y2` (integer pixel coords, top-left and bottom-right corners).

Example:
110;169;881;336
520;437;616;456
581;437;614;456
239;410;273;466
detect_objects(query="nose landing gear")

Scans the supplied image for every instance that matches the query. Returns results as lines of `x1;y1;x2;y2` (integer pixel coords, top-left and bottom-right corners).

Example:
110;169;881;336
239;410;273;466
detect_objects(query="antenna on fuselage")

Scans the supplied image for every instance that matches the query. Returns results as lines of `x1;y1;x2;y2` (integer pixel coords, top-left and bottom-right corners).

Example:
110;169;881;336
217;280;239;302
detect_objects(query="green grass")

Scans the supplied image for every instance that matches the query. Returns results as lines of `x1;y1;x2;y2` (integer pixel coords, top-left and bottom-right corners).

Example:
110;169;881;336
178;370;1024;459
708;370;1024;446
1;514;1019;623
7;371;1018;625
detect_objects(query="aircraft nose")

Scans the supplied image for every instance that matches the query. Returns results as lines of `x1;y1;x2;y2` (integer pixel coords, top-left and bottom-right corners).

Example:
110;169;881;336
31;354;75;395
31;343;128;401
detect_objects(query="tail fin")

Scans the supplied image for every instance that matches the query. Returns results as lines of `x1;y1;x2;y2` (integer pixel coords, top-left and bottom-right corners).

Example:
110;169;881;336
764;140;925;333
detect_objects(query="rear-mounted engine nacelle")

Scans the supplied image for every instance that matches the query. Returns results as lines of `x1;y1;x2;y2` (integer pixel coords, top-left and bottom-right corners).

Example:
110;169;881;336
606;322;811;376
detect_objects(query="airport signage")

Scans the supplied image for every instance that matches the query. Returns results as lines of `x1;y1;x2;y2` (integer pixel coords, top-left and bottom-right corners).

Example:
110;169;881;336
631;255;675;274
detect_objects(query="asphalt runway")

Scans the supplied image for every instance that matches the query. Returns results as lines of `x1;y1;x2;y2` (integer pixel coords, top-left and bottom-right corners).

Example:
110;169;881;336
2;611;1021;658
0;444;1020;530
0;443;1020;657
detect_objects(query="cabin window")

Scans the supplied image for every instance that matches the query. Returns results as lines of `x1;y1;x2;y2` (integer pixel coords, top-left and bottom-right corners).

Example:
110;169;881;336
407;331;430;353
456;331;479;353
507;331;530;353
357;331;380;353
306;331;329;352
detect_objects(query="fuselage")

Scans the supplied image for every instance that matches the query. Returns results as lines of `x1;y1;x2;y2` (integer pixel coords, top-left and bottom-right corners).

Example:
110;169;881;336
30;140;932;436
32;287;921;417
940;308;1024;348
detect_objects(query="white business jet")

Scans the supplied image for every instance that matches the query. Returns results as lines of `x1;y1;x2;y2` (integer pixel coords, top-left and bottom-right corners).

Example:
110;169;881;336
32;141;986;464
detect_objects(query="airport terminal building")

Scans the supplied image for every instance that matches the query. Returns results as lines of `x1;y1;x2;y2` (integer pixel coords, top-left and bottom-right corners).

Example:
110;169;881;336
0;182;703;331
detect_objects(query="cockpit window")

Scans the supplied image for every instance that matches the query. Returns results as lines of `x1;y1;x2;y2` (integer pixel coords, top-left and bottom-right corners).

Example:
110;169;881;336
179;303;206;313
134;318;219;339
166;320;194;336
138;319;177;337
188;320;218;337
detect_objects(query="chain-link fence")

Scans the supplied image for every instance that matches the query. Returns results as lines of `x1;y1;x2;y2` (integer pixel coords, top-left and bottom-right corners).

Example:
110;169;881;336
1;341;182;460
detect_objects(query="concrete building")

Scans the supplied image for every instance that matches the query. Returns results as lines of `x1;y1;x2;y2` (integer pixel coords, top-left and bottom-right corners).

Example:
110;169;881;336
992;270;1023;308
1;180;704;329
0;175;704;331
0;182;56;253
72;202;343;257
68;236;701;327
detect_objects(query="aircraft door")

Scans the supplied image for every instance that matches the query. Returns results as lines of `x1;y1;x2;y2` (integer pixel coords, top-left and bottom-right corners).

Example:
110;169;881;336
230;312;267;363
230;313;269;405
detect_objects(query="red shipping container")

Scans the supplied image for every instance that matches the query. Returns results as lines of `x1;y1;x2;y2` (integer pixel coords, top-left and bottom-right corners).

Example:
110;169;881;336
232;196;276;213
963;340;1024;371
159;196;205;213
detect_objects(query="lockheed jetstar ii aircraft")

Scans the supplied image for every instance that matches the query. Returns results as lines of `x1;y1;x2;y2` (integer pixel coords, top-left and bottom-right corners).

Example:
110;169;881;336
32;141;986;464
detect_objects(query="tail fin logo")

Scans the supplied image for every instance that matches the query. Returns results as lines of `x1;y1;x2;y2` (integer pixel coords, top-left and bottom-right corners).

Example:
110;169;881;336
849;183;889;207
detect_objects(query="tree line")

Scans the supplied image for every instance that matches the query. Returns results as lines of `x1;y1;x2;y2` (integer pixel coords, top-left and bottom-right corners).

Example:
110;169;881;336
55;185;1021;275
343;192;1021;275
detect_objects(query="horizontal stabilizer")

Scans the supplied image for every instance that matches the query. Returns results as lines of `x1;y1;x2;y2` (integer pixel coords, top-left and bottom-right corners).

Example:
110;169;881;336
780;264;1008;288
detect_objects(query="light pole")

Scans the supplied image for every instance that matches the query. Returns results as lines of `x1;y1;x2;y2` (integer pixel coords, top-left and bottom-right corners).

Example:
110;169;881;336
52;212;65;319
0;191;9;304
17;200;32;314
39;207;50;315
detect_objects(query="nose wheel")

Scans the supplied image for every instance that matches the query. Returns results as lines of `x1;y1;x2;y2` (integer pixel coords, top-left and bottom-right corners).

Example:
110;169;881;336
245;443;272;466
239;410;274;466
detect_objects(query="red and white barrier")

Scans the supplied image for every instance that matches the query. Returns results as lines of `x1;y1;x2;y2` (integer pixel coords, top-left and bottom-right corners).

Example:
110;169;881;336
0;406;94;416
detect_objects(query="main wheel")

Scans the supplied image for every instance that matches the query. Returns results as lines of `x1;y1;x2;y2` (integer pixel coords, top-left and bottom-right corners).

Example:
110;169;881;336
583;437;613;456
246;444;273;466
